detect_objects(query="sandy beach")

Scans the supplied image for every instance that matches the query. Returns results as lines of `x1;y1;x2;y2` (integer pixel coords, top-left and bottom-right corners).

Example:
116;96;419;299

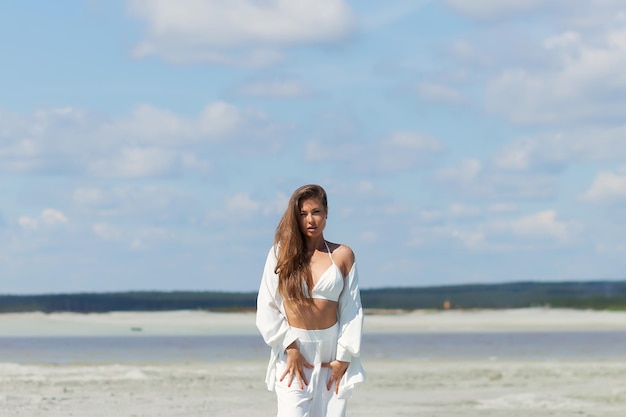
2;307;626;337
1;308;625;416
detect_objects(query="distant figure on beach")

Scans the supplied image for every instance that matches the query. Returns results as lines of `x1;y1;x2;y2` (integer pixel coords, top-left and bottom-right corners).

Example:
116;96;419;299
256;184;365;417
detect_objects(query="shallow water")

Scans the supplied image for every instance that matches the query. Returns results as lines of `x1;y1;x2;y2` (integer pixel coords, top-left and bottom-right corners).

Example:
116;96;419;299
1;331;625;363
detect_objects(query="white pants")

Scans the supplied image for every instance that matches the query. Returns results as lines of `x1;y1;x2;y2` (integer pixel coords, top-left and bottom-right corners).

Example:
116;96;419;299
274;323;348;417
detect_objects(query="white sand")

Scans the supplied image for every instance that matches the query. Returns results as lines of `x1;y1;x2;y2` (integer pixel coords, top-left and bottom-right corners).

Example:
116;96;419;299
1;308;626;416
364;307;626;333
1;308;626;337
0;310;259;337
1;360;625;416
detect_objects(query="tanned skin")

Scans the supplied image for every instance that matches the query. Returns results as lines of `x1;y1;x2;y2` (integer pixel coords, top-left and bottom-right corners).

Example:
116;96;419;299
279;197;355;394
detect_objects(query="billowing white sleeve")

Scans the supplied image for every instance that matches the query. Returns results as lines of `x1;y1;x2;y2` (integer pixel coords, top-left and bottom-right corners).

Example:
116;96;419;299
335;263;363;363
334;262;366;398
255;247;298;351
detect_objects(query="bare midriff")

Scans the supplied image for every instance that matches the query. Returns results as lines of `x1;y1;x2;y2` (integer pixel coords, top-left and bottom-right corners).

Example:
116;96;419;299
285;299;338;330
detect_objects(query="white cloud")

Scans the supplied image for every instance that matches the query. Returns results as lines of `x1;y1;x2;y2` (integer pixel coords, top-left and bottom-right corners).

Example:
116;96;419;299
109;102;245;145
415;203;516;225
560;1;626;29
0;102;278;178
595;242;626;254
127;0;355;66
0;141;41;173
493;126;626;172
359;230;378;244
409;225;486;249
437;158;556;199
445;0;625;25
377;131;446;172
581;169;626;204
238;79;311;98
437;158;482;184
41;209;69;226
415;204;484;223
359;0;430;31
356;181;376;195
226;193;260;213
110;105;192;143
92;223;122;241
73;184;192;223
264;192;289;216
73;188;105;206
445;0;546;21
384;131;444;151
206;192;287;224
448;203;481;219
416;209;441;223
89;147;179;178
18;209;69;231
492;134;569;172
1;107;88;174
486;24;626;125
412;209;580;251
489;210;575;243
492;138;536;171
197;102;245;137
17;216;39;231
417;82;463;104
448;39;491;66
543;31;581;49
92;222;172;251
305;140;362;163
309;131;445;173
448;228;485;249
488;203;518;214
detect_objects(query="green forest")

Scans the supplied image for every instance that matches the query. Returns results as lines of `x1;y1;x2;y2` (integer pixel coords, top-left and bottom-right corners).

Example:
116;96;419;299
1;280;625;313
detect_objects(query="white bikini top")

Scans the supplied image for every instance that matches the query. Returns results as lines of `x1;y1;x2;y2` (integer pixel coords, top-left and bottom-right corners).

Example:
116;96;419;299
303;241;344;302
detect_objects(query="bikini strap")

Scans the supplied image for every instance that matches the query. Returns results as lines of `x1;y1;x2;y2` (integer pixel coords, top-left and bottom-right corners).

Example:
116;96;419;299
323;240;335;265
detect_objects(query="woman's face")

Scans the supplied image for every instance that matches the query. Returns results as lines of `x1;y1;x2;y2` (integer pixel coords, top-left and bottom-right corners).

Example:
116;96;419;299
298;198;326;239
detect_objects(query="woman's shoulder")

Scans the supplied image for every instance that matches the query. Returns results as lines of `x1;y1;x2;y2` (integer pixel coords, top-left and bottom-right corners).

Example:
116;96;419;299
328;241;355;275
331;243;354;259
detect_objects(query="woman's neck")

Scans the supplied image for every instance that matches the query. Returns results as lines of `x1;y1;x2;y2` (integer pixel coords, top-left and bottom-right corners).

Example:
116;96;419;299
305;236;326;255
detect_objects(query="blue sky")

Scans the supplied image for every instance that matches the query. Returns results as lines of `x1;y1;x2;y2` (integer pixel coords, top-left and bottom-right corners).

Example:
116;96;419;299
2;0;626;294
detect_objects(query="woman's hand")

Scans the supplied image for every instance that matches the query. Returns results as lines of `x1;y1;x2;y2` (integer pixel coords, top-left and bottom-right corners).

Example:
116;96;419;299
322;360;349;394
280;343;313;390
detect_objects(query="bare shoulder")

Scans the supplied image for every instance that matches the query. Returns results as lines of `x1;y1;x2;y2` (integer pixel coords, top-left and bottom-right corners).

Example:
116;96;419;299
328;242;355;277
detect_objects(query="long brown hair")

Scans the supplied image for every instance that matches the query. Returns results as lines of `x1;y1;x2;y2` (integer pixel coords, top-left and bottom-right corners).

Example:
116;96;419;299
274;184;328;304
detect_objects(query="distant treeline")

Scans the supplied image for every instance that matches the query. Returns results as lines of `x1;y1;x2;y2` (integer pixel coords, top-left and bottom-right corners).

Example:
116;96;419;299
1;280;626;313
361;280;626;311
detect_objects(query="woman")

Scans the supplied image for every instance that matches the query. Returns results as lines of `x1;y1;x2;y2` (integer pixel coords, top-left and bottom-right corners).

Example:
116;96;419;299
256;184;365;417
